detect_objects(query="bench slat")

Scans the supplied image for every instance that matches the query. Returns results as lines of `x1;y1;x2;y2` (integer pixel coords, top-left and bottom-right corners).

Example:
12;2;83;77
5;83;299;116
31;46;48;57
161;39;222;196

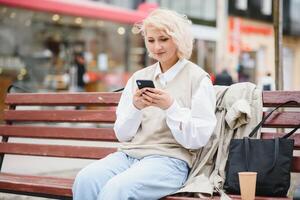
4;127;299;148
0;143;116;159
0;142;299;172
164;197;218;200
262;111;300;128
7;110;299;127
0;125;117;141
0;172;293;200
165;196;291;200
0;172;73;198
263;91;300;107
5;91;300;107
5;92;121;106
226;195;291;200
0;173;211;200
293;157;300;172
4;110;116;123
262;132;300;149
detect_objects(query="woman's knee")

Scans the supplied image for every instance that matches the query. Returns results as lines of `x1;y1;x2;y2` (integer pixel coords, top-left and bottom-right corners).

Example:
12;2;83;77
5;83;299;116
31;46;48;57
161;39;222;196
74;159;111;187
74;163;108;189
99;175;140;199
73;167;95;191
73;167;102;200
74;167;91;183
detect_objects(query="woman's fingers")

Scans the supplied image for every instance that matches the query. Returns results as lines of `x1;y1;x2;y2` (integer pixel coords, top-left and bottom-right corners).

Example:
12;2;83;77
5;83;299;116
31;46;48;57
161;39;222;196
142;93;154;103
135;89;144;97
143;92;158;101
135;88;172;109
141;98;152;106
146;88;163;95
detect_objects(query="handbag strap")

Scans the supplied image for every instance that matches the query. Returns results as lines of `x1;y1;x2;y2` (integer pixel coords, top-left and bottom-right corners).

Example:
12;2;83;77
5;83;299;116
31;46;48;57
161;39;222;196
282;123;300;139
244;100;298;172
248;100;298;138
245;138;249;170
244;137;279;172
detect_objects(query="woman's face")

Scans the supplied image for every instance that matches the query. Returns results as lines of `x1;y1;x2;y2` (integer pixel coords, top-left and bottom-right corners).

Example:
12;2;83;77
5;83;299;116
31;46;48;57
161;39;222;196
145;26;178;69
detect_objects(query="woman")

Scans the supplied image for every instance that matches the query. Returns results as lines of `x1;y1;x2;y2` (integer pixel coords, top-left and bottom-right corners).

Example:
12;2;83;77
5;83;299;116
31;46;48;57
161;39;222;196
73;8;217;200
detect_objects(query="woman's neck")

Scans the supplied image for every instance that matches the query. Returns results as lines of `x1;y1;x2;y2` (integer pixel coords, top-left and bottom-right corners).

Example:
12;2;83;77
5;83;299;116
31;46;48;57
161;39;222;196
160;57;179;73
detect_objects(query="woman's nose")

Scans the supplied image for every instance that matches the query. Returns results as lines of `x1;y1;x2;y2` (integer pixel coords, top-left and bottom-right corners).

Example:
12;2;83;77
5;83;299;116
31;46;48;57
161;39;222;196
154;42;162;51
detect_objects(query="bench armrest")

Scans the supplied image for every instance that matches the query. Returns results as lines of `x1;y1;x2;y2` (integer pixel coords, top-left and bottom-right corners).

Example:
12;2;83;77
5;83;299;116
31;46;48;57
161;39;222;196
294;184;300;200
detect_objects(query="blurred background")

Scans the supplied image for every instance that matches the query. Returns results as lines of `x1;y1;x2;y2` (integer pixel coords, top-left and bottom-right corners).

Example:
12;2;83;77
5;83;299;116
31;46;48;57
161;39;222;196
0;0;300;118
0;2;300;198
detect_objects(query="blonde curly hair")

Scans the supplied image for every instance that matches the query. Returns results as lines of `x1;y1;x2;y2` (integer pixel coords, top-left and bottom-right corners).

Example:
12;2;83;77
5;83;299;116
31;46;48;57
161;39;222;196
136;9;194;60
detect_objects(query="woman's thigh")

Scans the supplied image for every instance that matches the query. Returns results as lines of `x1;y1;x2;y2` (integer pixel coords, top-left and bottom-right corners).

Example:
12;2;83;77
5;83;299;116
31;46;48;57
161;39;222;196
73;151;133;190
99;155;189;200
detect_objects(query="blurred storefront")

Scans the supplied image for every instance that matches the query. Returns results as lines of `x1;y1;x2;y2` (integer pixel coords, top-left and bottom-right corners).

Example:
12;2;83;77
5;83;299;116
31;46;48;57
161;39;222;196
227;16;274;84
0;0;221;93
0;0;149;94
224;0;300;90
0;0;221;122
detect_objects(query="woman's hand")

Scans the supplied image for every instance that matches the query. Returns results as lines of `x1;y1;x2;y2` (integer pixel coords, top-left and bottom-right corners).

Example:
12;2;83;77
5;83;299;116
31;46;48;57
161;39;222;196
143;88;174;110
133;88;152;110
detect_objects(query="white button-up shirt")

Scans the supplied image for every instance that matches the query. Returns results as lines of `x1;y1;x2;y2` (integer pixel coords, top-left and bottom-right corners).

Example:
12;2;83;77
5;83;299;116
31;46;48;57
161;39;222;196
114;59;217;149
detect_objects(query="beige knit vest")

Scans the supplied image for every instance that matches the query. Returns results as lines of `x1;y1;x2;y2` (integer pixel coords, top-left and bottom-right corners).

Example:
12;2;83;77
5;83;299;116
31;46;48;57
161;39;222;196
120;61;208;167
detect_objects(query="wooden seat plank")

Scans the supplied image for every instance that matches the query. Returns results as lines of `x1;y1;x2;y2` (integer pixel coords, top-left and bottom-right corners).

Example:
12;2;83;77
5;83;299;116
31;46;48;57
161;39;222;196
263;91;300;107
262;111;300;128
0;173;293;200
293;157;300;172
0;143;116;159
0;172;73;198
0;125;117;141
262;132;300;149
4;110;116;123
5;92;121;106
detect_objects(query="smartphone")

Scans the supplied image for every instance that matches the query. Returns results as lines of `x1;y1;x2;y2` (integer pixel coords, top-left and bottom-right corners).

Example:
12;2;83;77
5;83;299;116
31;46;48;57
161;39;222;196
136;80;155;89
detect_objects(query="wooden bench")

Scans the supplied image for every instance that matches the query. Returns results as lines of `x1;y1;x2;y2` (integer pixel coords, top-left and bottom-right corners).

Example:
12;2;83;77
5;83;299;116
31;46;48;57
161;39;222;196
0;91;299;200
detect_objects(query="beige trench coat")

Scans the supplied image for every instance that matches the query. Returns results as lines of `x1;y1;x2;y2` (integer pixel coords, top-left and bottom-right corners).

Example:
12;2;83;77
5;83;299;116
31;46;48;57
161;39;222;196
175;82;263;198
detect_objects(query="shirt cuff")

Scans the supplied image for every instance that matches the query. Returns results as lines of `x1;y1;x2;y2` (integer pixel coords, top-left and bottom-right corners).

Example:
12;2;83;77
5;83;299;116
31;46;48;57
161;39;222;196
126;101;142;119
166;99;181;116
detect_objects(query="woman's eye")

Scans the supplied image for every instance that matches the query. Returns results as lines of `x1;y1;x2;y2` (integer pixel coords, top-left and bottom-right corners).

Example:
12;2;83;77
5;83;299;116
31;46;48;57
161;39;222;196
148;40;154;43
161;38;169;42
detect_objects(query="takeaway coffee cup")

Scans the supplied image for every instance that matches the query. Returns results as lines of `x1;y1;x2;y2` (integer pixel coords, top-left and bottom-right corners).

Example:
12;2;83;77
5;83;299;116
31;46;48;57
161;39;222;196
238;172;257;200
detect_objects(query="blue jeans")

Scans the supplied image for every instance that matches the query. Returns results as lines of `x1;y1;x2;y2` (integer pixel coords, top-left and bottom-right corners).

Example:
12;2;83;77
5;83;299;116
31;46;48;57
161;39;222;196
72;152;189;200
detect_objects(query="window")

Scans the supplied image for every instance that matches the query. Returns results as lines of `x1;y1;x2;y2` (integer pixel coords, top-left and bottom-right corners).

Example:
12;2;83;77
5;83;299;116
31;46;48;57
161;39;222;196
261;0;272;15
146;0;216;26
235;0;248;10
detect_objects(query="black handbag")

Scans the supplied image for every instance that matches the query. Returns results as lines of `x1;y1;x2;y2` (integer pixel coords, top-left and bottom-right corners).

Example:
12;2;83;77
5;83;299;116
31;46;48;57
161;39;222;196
224;101;300;197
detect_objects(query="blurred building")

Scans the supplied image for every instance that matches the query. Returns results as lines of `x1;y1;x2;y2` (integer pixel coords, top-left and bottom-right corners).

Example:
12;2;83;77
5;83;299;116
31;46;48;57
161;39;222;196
0;0;221;121
221;0;300;90
0;0;220;94
1;0;299;93
0;0;151;93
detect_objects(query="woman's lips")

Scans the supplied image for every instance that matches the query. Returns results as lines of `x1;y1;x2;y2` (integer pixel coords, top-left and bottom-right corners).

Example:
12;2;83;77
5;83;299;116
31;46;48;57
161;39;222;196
155;52;165;56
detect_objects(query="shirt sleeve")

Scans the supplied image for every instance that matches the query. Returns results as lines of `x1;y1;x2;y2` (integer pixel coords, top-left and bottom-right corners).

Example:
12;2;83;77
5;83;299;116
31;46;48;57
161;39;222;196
113;77;143;142
166;77;217;149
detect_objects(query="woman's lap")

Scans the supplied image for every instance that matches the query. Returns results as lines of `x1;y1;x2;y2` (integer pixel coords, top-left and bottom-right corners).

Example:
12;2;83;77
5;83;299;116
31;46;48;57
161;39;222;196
73;152;189;200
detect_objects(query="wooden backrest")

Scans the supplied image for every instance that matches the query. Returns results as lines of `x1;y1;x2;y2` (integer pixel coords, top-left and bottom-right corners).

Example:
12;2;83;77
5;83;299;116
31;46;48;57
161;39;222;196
1;91;300;172
261;91;300;172
0;92;121;167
